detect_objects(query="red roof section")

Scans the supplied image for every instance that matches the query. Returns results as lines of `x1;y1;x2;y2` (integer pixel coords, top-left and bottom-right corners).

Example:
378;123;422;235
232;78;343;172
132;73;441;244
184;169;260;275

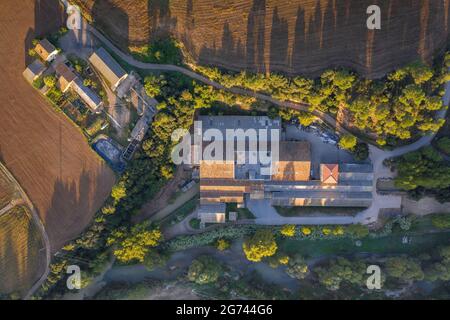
321;164;339;184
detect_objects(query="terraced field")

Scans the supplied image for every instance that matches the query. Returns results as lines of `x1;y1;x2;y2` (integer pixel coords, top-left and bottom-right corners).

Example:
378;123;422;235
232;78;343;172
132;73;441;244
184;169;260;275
0;206;46;297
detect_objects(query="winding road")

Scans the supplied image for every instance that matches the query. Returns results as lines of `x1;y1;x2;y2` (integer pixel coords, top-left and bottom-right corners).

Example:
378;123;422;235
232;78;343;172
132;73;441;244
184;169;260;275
0;163;51;300
61;0;449;227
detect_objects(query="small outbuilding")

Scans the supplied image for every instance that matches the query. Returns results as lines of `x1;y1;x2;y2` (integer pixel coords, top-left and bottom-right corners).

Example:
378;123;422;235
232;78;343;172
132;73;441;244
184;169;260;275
35;39;59;62
198;203;227;224
55;62;103;113
23;59;46;83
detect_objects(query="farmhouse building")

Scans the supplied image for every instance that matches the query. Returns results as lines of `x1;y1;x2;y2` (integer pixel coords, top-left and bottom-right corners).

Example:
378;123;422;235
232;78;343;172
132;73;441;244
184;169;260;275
196;116;373;217
35;39;59;62
89;48;128;92
23;59;46;83
55;63;103;113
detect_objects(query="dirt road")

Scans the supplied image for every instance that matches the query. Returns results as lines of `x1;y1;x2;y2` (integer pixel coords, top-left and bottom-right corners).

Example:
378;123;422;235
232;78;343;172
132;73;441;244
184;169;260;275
0;0;115;251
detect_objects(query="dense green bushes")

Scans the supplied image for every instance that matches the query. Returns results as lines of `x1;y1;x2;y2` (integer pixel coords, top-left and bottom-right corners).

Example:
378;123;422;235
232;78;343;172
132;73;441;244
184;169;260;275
431;213;450;229
393;147;450;202
131;38;182;65
196;54;450;146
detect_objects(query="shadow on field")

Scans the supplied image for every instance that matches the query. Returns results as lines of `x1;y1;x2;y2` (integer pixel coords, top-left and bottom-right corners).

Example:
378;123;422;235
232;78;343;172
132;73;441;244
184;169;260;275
24;0;65;65
92;0;129;50
42;163;113;252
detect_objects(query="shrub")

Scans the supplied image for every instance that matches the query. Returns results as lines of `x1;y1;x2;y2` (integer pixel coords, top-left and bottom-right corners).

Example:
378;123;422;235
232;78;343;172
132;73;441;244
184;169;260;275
280;224;296;237
188;255;222;285
278;255;290;265
301;227;312;236
243;229;278;262
216;239;230;251
353;142;369;161
339;134;357;150
43;75;57;88
32;77;44;89
431;214;450;229
332;226;345;236
346;224;369;239
436;137;450;155
286;255;309;280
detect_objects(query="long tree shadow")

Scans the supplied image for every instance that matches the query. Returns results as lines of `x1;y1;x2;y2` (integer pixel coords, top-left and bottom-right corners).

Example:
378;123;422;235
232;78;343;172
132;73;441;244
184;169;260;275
24;0;64;66
269;7;289;73
92;0;129;50
42;164;114;252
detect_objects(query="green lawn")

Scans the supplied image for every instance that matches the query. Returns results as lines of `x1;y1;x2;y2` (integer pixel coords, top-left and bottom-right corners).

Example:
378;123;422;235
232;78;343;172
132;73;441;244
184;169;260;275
158;197;199;229
226;203;256;220
280;231;450;258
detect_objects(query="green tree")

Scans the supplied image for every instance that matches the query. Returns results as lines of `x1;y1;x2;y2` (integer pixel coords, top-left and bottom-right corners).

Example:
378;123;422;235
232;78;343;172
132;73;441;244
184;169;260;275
144;75;167;98
346;224;369;239
315;258;366;291
286;255;309;280
187;255;222;285
407;61;434;84
43;75;57;88
243;229;278;262
385;257;424;282
280;225;296;237
111;182;126;202
108;222;163;263
437;137;450;155
431;214;450;229
339;134;357;150
353;142;369;161
216;239;230;251
143;249;170;271
298;111;316;127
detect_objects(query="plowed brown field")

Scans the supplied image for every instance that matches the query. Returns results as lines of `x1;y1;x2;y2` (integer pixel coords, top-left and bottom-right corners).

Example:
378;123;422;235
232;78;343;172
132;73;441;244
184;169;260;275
0;0;116;252
74;0;450;78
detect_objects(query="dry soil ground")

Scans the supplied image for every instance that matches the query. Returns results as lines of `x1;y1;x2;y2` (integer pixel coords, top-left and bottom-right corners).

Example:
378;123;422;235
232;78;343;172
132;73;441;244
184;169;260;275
0;206;45;297
0;0;115;252
74;0;450;78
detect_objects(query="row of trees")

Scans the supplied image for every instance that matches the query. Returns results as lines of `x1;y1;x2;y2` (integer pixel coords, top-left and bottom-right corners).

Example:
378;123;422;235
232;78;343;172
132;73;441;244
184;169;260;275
196;53;450;146
186;243;450;295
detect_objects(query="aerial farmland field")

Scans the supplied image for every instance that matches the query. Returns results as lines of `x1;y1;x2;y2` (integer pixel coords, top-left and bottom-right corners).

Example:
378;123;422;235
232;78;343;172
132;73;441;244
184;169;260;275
0;0;116;251
0;206;45;297
0;174;17;209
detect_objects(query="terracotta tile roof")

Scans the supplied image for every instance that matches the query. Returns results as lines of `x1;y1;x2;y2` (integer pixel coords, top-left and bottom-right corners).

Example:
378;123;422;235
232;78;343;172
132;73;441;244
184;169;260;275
271;161;311;181
199;160;235;179
35;39;57;61
55;63;77;92
321;164;339;184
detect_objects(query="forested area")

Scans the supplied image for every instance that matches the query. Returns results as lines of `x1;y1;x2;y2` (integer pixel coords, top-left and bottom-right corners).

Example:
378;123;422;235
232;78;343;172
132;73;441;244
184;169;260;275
391;147;450;202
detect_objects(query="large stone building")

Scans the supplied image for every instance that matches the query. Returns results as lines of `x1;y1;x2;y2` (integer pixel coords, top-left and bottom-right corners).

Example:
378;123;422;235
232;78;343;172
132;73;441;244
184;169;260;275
195;116;373;221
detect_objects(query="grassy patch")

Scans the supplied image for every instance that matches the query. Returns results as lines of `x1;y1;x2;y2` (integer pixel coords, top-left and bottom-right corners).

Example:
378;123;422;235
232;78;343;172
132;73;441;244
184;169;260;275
226;203;256;220
189;218;201;230
280;230;450;258
130;38;182;65
275;206;364;217
158;196;199;229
